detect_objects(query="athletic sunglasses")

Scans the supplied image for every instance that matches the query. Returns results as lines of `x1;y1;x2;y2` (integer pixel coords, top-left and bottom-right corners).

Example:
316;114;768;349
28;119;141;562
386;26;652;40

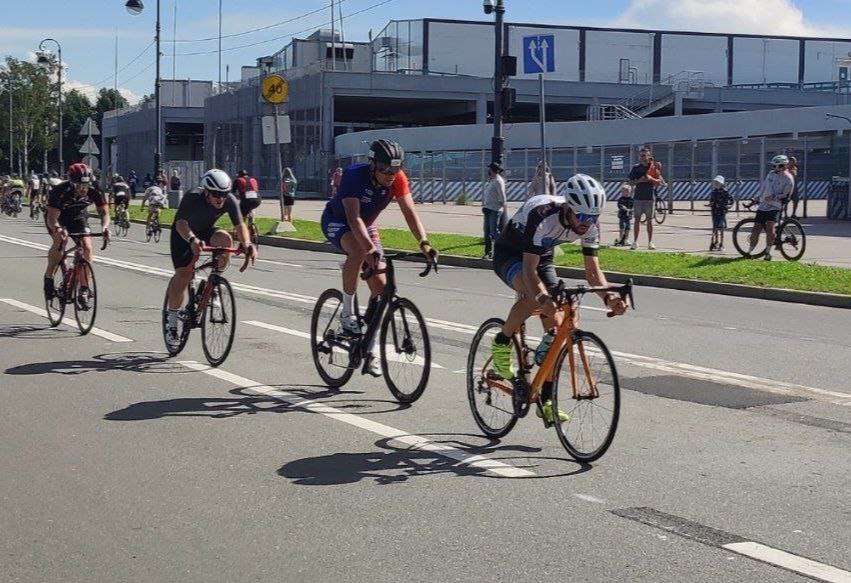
376;164;402;176
207;190;228;199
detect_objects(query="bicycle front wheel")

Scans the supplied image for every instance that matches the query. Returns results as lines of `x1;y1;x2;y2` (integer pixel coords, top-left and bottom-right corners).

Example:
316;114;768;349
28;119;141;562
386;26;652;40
310;288;355;388
153;226;162;243
551;330;620;462
466;318;519;438
732;218;766;258
45;266;66;327
777;218;806;261
653;201;667;224
72;260;97;335
201;275;236;367
380;297;431;404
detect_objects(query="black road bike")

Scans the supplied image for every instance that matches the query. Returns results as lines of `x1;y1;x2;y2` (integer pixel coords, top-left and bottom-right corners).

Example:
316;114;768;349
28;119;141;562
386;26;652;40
732;200;806;261
161;245;248;367
45;232;109;335
146;207;163;243
311;252;438;403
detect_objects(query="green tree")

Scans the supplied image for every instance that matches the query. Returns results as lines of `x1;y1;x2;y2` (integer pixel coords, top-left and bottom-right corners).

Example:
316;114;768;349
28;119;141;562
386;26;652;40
94;87;128;128
62;89;94;168
0;56;55;175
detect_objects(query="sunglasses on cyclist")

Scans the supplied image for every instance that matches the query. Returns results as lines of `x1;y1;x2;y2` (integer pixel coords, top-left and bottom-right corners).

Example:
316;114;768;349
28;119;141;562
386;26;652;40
375;164;401;177
576;212;599;224
206;190;228;199
773;164;787;169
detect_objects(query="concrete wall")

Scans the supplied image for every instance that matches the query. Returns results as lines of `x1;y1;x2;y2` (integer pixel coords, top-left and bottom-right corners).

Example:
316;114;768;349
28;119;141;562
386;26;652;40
804;40;851;83
732;37;800;85
585;30;654;84
427;21;494;77
660;34;728;85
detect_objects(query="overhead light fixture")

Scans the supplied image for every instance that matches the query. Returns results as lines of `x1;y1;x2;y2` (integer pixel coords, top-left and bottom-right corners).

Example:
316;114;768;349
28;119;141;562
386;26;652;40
125;0;144;16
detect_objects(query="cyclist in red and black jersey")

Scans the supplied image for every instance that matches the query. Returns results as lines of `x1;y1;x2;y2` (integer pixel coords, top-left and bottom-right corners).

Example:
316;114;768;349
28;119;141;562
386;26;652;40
43;163;111;300
231;169;262;221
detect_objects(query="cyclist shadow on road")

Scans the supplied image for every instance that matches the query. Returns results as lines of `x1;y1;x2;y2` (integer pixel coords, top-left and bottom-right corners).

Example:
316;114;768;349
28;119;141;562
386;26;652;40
5;351;186;376
278;435;591;485
0;324;79;340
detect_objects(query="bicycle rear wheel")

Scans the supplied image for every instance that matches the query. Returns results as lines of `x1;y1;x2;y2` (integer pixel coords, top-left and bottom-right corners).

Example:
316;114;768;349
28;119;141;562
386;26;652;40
310;288;355;388
161;288;191;356
380;297;431;403
45;266;66;327
732;218;766;258
551;331;620;462
653;201;667;225
200;275;236;366
777;218;806;261
466;318;519;438
153;225;162;243
72;260;97;335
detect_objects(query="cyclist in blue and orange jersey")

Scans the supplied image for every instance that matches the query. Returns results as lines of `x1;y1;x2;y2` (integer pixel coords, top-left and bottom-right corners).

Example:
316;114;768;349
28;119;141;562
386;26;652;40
321;139;437;377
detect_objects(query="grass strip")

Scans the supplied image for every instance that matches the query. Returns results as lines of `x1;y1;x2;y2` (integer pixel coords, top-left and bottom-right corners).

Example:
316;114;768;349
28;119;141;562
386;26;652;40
123;206;850;296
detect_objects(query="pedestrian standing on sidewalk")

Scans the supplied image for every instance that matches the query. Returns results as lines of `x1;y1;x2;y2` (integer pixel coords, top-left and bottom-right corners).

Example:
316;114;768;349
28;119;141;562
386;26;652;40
282;167;298;222
527;160;557;197
169;169;182;193
786;156;800;218
629;147;663;250
482;161;507;260
614;183;634;246
708;175;734;251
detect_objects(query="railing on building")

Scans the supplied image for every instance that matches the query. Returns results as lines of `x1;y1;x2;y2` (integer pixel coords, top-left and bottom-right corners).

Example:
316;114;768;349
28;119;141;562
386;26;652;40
587;71;706;121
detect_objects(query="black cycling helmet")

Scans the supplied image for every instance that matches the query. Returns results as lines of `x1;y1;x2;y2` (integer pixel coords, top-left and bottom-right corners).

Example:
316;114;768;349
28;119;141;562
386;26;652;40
238;169;248;177
368;139;405;168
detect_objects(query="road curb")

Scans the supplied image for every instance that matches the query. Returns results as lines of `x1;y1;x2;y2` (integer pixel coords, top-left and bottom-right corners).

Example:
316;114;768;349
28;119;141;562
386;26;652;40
255;234;851;310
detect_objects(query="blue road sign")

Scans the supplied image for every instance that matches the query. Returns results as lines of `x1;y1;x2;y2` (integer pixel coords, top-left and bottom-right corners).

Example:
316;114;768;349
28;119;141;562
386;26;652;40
523;34;555;74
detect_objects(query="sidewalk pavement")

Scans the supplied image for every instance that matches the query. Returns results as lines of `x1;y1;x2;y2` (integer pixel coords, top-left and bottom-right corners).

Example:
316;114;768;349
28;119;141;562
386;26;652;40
257;198;851;268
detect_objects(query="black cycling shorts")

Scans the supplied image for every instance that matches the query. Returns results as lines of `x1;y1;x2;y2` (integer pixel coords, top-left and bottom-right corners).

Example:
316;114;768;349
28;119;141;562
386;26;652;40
48;211;90;236
492;244;559;294
754;210;779;226
240;197;262;217
114;194;129;207
170;229;197;268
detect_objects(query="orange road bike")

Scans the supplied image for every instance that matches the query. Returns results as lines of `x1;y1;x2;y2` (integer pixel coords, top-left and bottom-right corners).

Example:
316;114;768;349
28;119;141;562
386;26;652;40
45;232;109;335
467;280;635;462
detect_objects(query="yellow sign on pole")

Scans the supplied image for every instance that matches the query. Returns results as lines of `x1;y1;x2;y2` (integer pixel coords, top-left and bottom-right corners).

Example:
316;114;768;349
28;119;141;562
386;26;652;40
261;74;289;104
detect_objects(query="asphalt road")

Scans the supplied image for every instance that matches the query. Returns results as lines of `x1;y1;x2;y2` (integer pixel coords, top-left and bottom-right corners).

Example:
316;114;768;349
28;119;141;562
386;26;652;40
1;215;849;583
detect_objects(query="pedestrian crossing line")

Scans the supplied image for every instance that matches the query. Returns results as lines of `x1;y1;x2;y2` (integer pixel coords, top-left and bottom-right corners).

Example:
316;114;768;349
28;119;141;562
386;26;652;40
178;360;535;479
242;320;445;369
0;298;133;343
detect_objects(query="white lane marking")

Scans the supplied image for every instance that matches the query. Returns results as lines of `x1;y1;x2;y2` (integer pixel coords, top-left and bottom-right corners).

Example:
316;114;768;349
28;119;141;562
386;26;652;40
0;298;133;343
178;360;534;478
1;232;847;406
573;493;606;504
242;319;445;369
257;258;303;268
722;542;851;583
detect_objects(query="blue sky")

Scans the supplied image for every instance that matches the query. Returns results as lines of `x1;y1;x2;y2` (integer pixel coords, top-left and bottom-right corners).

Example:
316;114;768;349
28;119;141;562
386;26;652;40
2;0;847;103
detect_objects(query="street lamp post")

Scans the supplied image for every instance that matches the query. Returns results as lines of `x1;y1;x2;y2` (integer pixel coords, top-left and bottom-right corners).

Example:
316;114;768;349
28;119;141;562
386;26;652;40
126;0;162;178
484;0;506;167
37;39;63;173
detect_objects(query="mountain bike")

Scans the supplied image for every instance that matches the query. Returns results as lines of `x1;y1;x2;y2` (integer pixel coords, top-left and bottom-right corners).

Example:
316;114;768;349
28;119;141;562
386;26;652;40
467;280;635;462
146;206;163;243
311;252;438;403
732;200;806;261
161;245;248;367
45;232;109;335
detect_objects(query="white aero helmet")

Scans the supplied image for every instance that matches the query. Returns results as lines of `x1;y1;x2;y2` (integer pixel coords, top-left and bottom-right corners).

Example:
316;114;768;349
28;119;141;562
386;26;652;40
200;168;232;193
771;154;789;167
564;173;606;216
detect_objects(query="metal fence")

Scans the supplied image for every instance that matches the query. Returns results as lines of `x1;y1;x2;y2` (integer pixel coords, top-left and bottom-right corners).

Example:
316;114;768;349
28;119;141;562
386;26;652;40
338;133;849;214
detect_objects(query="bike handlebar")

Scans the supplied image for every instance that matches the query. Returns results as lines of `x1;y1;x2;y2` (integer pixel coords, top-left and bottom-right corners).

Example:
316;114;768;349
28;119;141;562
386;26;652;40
198;244;254;272
64;232;109;251
552;278;636;318
360;250;439;280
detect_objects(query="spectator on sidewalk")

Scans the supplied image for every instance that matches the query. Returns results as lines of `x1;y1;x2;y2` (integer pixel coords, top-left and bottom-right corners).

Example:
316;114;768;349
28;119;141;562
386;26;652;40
482;161;507;260
708;175;734;251
628;147;663;250
142;172;154;190
527;160;556;197
614;183;634;246
282;167;298;223
169;169;182;192
786;156;800;218
128;169;138;198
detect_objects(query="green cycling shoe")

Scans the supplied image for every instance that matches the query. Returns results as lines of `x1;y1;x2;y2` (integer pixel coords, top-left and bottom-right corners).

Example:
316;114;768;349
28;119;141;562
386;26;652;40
490;338;516;380
537;399;569;424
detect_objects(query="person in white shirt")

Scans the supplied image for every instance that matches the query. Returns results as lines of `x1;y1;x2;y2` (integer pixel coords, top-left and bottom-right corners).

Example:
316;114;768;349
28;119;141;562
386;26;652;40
749;154;794;261
142;185;169;233
527;160;557;197
482;161;507;259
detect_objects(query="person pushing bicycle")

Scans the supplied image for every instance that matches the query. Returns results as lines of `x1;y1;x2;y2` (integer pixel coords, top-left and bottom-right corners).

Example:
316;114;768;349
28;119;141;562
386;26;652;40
320;139;437;377
490;173;628;424
747;154;794;261
44;163;111;307
164;169;258;351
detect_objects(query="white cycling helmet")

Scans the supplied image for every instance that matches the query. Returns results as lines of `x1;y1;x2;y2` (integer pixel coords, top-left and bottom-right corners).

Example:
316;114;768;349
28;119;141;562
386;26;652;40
564;173;606;216
200;168;232;193
146;186;163;197
771;154;789;167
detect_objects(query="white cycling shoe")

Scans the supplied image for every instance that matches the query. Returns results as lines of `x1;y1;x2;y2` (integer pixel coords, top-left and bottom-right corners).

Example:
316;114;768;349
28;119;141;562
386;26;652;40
363;354;382;377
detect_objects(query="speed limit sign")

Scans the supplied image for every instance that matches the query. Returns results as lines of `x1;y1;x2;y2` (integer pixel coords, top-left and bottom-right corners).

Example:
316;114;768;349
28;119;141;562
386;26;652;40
261;74;289;104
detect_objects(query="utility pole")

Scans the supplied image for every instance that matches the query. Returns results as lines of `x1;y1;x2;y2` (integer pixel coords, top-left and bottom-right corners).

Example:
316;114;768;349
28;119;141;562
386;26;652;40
38;39;63;173
485;0;506;166
126;0;162;177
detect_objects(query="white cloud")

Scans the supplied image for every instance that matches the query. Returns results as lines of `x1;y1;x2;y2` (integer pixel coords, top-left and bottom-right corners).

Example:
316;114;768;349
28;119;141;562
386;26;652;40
614;0;848;37
64;79;141;106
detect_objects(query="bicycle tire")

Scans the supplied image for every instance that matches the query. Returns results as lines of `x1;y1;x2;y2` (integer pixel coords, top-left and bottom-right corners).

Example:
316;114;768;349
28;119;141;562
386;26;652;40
201;275;237;367
72;260;97;335
653;201;667;225
380;297;431;404
310;288;356;388
777;218;806;261
551;330;620;462
162;287;191;356
466;318;519;438
45;266;67;327
732;218;766;258
153;226;161;243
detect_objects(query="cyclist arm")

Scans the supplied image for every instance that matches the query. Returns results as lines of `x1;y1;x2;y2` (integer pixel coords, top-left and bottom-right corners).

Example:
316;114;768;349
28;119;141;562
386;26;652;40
96;202;111;232
583;253;626;314
225;195;257;263
342;198;377;254
397;194;433;255
46;206;62;234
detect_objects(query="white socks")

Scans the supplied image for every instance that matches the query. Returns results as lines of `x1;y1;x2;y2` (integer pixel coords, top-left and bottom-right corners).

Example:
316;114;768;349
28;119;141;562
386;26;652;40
342;292;355;318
